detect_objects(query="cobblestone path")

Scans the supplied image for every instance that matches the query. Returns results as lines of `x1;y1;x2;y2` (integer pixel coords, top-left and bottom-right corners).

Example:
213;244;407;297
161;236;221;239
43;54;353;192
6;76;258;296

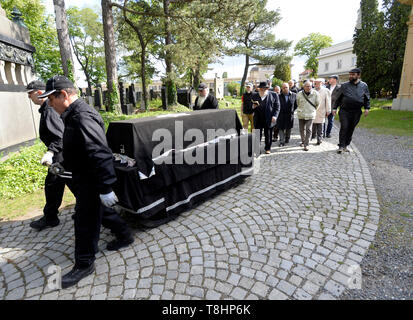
0;122;380;300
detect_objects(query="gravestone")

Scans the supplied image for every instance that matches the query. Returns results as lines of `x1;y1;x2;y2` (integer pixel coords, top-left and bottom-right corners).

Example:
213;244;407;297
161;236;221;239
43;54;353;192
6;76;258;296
161;86;167;110
214;77;224;100
94;87;103;111
0;5;38;153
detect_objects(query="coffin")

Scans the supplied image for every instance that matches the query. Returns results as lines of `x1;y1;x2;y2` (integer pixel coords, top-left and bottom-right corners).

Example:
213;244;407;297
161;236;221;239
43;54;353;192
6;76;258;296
106;109;254;227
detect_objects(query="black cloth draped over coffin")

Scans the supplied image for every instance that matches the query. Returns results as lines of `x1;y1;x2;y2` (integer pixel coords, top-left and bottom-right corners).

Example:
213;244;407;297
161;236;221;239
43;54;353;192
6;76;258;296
106;109;254;227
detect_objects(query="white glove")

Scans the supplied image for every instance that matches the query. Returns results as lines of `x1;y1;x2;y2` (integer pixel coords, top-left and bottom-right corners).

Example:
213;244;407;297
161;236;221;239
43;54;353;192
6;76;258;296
100;191;118;208
49;162;65;175
41;151;54;166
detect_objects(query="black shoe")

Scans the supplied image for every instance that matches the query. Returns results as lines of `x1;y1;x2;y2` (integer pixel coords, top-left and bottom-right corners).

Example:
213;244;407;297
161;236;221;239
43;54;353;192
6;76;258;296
279;143;285;147
30;217;59;231
285;140;289;144
61;264;95;289
326;134;331;138
316;141;321;145
106;235;134;251
337;147;344;154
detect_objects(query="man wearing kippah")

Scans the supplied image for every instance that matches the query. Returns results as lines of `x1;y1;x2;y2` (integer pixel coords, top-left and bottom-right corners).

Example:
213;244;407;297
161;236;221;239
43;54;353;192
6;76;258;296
332;68;370;154
193;83;218;110
26;80;76;231
39;75;133;288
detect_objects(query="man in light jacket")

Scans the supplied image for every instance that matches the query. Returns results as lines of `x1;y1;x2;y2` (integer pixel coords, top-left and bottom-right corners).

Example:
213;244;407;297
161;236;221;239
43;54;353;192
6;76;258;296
312;78;331;145
296;81;320;151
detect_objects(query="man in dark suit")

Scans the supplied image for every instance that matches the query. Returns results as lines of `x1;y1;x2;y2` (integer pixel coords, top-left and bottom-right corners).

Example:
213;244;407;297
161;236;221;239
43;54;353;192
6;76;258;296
193;83;219;110
277;83;298;146
324;75;341;138
252;81;280;154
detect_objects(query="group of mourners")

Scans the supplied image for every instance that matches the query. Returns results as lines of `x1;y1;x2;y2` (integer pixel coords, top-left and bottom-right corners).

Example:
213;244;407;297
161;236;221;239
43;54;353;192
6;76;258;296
23;67;370;290
239;67;371;153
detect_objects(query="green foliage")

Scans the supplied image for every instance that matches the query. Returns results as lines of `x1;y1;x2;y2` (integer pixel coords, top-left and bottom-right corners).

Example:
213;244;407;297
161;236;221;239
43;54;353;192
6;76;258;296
272;77;284;88
273;60;292;82
227;82;240;96
353;0;385;98
294;33;333;77
0;141;47;199
227;0;291;91
222;72;228;78
1;0;62;81
354;0;410;98
336;99;413;136
66;6;106;90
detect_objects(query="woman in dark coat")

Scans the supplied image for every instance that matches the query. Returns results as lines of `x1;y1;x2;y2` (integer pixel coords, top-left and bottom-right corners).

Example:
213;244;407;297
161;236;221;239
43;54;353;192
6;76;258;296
277;83;298;146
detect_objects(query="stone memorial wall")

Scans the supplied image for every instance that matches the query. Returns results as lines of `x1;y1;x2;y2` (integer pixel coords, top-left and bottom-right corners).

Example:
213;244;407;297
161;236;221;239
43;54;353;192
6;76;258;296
0;7;38;153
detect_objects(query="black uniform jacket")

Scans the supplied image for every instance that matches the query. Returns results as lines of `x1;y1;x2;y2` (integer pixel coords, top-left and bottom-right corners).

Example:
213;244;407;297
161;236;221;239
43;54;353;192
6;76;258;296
252;91;280;128
193;94;219;110
38;101;64;162
61;98;116;194
277;92;298;130
334;81;370;111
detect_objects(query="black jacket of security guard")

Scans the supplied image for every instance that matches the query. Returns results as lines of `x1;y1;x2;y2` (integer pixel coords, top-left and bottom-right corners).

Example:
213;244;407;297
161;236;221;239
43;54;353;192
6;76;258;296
193;94;219;110
333;80;370;111
252;91;281;128
38;101;64;163
61;98;116;195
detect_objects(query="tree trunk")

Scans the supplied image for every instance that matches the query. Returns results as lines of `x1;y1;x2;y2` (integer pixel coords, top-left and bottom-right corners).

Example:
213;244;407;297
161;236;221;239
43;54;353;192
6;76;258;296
193;62;200;90
140;45;148;111
240;54;250;96
53;0;75;82
101;0;121;113
163;0;176;106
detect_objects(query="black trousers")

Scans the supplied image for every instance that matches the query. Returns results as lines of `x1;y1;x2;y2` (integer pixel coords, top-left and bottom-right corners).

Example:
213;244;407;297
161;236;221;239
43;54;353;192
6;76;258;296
273;125;279;140
257;125;273;151
338;109;362;148
73;181;131;268
43;172;76;222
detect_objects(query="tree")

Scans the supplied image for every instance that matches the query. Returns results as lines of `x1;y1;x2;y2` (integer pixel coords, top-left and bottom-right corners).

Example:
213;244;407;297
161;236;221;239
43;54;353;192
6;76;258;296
353;0;385;97
115;0;162;110
222;72;228;79
227;82;240;96
382;0;410;98
294;33;332;77
53;0;75;81
228;0;291;95
66;6;106;93
273;60;292;82
101;0;120;112
1;0;62;81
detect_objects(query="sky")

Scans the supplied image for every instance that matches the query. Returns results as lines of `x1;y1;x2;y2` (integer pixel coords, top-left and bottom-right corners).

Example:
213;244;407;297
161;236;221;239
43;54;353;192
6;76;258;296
42;0;365;86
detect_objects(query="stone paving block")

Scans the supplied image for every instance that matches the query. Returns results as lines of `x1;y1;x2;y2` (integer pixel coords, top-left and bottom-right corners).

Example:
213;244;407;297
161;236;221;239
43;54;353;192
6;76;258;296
276;280;296;296
206;289;222;300
251;282;269;297
324;280;346;297
268;288;288;300
302;281;320;295
293;288;312;300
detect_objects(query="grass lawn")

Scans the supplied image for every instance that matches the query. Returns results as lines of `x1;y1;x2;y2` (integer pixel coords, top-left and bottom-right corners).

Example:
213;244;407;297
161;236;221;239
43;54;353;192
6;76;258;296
0;188;75;222
337;99;413;136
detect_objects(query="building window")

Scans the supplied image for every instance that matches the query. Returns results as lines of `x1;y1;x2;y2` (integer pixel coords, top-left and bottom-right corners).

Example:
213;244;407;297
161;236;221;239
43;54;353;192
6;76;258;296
352;57;357;66
324;63;329;71
337;59;342;70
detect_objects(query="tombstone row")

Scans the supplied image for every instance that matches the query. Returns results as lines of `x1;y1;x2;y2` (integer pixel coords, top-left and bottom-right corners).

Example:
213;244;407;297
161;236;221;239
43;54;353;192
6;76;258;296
80;82;197;114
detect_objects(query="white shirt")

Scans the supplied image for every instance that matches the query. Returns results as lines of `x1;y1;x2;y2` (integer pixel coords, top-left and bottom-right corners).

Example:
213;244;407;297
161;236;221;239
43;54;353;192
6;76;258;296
329;84;336;93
